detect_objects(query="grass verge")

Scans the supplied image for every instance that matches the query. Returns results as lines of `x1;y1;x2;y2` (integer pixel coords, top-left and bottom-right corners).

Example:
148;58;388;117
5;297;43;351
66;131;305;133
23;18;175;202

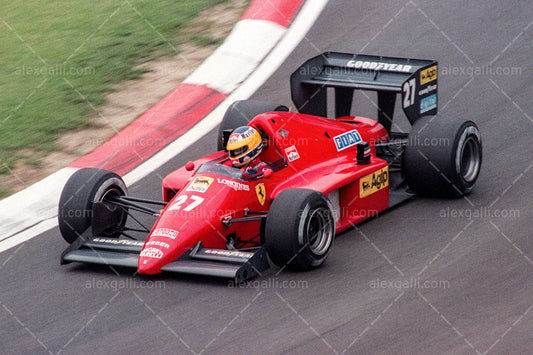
0;0;228;180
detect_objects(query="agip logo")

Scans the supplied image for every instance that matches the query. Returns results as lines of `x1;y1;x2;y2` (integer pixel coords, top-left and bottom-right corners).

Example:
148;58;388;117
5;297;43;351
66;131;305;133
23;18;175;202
359;167;389;198
420;65;437;85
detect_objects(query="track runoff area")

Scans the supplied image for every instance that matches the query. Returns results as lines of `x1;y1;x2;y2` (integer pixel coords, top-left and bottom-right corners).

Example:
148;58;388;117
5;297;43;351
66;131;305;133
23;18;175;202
0;0;329;253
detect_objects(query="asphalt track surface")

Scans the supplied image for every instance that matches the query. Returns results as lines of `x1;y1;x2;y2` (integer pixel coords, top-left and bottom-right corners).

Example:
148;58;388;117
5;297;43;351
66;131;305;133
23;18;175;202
2;1;532;354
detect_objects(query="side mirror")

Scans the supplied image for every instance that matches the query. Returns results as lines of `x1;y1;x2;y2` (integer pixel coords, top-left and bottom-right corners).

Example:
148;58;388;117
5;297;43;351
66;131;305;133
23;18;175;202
185;161;195;171
263;168;274;179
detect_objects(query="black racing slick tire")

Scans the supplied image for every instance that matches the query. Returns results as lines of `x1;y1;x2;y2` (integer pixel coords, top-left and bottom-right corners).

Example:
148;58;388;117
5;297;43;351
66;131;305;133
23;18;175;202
265;189;335;270
217;100;289;151
403;115;482;197
58;168;128;244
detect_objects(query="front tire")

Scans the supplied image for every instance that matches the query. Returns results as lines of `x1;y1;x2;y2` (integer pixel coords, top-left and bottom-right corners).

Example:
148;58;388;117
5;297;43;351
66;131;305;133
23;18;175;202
403;116;482;197
58;168;127;243
265;189;335;270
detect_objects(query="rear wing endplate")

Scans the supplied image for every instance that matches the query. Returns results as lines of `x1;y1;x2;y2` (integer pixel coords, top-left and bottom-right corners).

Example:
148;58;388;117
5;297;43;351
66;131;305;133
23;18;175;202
290;52;438;132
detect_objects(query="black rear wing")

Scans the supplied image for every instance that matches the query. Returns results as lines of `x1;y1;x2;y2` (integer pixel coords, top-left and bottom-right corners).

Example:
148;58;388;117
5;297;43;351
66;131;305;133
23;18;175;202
290;52;438;132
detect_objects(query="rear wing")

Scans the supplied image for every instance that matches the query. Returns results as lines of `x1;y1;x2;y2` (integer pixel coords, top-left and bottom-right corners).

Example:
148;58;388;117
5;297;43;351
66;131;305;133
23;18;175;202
290;52;438;132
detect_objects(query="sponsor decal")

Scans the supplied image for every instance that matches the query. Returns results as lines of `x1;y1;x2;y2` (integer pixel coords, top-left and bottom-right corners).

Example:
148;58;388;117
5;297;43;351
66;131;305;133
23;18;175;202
334;129;362;151
203;249;251;259
346;60;412;73
92;238;145;247
284;145;300;162
418;84;437;96
140;247;164;259
228;133;241;143
420;94;437;114
151;228;179;240
240;127;256;139
145;240;170;249
420;65;437;85
255;183;266;206
186;176;214;193
217;178;250;191
359;167;389;198
229;126;255;143
278;129;289;138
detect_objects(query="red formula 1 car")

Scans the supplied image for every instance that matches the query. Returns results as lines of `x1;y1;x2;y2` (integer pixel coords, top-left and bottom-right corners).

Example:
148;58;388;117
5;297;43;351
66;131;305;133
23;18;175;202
59;53;482;282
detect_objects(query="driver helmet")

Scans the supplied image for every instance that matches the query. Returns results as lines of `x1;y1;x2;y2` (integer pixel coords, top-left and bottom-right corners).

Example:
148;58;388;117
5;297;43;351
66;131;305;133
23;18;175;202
226;126;263;167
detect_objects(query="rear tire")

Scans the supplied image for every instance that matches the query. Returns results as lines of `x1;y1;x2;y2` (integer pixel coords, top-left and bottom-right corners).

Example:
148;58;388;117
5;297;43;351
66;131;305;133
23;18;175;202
403;116;482;197
58;168;127;243
217;100;288;151
265;189;335;270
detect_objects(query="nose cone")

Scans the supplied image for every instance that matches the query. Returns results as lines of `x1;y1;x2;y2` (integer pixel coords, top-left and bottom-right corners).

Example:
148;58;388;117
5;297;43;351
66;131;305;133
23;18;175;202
137;177;247;275
138;247;165;275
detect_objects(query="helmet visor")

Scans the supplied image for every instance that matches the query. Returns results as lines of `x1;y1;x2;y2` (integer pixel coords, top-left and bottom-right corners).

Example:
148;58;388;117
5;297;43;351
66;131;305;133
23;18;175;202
229;145;249;158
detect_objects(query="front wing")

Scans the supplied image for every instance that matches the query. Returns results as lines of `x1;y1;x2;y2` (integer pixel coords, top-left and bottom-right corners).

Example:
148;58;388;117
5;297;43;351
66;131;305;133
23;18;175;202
61;228;269;283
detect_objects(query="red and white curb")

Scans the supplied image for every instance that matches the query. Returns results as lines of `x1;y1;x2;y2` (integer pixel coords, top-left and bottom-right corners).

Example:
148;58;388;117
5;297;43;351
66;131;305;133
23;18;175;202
0;0;329;252
70;0;305;175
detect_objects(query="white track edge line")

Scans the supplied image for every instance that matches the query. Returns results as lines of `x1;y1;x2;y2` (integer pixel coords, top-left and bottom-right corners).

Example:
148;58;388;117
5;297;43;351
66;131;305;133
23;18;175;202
0;0;329;253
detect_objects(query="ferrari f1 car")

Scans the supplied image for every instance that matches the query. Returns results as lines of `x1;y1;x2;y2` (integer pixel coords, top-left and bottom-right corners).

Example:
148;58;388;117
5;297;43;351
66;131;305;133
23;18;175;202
59;53;482;282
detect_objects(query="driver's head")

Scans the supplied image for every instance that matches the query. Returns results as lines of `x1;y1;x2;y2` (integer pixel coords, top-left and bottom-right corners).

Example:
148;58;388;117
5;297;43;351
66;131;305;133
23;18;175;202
226;126;263;167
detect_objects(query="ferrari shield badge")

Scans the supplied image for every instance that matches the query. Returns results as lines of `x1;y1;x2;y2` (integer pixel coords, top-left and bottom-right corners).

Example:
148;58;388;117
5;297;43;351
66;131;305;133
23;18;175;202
255;183;266;205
